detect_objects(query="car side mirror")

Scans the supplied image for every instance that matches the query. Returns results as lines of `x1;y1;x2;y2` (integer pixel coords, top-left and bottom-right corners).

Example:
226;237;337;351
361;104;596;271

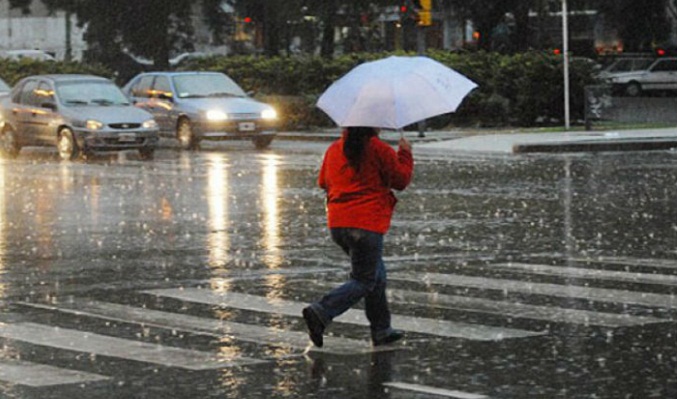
158;92;174;101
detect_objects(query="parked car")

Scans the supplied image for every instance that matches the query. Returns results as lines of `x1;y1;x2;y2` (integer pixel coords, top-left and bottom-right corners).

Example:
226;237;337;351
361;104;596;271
603;57;677;96
122;71;278;149
0;74;159;160
0;49;56;62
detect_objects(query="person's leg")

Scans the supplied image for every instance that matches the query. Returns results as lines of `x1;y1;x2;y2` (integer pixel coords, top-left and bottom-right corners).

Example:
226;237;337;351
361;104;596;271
309;228;381;325
364;256;391;335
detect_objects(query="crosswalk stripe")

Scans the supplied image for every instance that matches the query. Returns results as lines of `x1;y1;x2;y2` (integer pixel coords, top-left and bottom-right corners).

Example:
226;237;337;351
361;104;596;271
383;382;489;398
17;300;388;355
390;272;677;310
0;322;265;370
0;359;109;387
143;289;545;341
386;288;667;328
575;256;677;270
493;262;677;286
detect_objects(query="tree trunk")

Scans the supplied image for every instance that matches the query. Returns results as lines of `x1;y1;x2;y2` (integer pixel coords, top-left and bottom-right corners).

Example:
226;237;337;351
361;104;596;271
320;0;337;58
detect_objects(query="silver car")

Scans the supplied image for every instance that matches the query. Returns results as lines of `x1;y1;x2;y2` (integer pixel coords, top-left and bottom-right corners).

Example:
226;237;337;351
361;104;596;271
123;71;278;150
0;74;159;160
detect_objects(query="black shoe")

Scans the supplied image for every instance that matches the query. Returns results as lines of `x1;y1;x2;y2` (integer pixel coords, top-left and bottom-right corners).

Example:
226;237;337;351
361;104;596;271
373;329;405;346
302;307;324;348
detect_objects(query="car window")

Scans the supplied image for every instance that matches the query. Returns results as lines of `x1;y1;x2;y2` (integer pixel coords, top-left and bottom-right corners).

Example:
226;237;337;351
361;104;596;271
153;76;172;98
18;80;39;105
56;80;130;106
172;74;246;99
35;81;55;107
651;59;677;72
131;75;155;98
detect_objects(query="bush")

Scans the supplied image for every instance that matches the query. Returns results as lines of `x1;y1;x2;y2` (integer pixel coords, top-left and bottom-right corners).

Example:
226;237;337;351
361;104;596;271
0;59;113;86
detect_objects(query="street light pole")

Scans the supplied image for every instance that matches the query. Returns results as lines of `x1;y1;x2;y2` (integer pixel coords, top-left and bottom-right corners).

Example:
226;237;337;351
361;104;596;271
562;0;571;130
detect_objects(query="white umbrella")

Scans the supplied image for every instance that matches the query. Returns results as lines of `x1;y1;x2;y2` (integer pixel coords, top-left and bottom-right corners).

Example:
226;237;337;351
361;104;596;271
317;55;478;130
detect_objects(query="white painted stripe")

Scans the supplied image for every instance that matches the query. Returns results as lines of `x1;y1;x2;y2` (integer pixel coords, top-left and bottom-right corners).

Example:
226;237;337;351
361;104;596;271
143;289;545;341
390;273;677;310
386;288;667;328
18;301;388;355
575;256;677;270
383;382;489;398
495;262;677;286
0;322;265;370
0;359;109;387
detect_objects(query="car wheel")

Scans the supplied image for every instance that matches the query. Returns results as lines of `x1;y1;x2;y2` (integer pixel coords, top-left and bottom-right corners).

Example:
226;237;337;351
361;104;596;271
0;127;20;158
625;82;642;97
138;147;155;160
177;118;198;150
253;136;274;149
57;128;80;161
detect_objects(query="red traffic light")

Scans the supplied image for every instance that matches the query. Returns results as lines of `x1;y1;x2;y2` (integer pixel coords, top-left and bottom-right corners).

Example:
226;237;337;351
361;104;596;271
656;48;667;56
243;16;252;23
400;5;407;13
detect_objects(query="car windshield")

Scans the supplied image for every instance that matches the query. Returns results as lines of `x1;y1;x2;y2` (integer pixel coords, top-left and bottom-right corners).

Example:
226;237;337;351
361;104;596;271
172;74;246;99
56;80;131;106
605;58;654;73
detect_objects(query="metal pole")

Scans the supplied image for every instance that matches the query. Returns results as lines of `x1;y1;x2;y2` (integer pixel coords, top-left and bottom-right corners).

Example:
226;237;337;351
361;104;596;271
417;25;426;137
562;0;571;130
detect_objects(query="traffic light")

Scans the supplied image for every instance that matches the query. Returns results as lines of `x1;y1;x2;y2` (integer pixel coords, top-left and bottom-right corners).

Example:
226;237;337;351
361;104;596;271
418;0;432;26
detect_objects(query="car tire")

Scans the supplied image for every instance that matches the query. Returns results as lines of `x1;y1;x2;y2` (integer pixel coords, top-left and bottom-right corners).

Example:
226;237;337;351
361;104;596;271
139;147;155;160
57;128;80;161
177;118;198;150
625;82;642;97
253;136;274;149
0;127;20;158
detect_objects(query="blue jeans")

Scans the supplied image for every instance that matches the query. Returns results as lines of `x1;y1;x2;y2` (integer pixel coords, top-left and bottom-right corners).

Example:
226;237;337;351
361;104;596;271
309;228;394;340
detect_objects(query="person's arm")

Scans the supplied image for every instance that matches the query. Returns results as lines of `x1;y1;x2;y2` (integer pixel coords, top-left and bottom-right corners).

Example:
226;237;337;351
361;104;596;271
377;138;413;190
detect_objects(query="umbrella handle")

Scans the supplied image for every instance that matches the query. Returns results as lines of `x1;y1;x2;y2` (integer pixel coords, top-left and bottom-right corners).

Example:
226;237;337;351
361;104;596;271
399;129;403;140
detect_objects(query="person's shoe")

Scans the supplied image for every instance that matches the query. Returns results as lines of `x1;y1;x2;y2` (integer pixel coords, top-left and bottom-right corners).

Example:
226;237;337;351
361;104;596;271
302;306;324;348
372;329;405;346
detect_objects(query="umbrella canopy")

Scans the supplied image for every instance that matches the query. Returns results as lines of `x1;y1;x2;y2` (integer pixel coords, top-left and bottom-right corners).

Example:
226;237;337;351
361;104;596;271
317;55;478;129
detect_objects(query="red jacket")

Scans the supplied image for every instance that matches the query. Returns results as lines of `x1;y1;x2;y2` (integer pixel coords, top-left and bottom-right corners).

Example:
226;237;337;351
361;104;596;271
318;133;413;234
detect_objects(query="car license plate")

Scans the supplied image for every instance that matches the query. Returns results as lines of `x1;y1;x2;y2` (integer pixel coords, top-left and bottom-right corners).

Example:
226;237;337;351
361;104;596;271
238;122;256;132
119;133;137;142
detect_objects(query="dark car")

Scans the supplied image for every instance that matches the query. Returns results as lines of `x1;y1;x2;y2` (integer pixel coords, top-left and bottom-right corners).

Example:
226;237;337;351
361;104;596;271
0;74;159;160
122;71;278;150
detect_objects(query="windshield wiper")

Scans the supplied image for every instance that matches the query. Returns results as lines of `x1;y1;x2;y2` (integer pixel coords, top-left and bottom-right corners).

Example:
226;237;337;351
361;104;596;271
64;99;89;105
206;92;241;98
91;98;114;106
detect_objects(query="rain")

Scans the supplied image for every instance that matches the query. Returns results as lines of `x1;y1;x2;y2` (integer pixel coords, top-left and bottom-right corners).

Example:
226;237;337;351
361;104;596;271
0;137;673;398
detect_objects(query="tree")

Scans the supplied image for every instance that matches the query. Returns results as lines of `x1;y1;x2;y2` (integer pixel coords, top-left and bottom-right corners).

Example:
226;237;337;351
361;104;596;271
595;0;670;52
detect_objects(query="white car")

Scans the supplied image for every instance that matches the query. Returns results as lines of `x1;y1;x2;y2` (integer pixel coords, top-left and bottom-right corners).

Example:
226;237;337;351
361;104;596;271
604;57;677;96
0;49;56;62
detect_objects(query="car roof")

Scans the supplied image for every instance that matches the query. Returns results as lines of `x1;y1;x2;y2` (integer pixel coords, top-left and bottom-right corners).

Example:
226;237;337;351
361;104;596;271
136;71;223;77
22;74;111;83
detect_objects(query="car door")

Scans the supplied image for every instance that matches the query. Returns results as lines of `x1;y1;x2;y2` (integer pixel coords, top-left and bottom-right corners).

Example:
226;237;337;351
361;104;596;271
149;75;175;134
127;75;157;120
31;80;59;144
646;59;677;91
11;79;40;145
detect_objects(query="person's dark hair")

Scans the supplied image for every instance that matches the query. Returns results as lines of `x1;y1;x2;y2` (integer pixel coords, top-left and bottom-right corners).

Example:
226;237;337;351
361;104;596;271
343;127;378;171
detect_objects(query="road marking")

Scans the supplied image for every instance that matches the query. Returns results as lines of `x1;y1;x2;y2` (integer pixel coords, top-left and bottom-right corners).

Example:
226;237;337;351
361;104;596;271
0;322;265;370
493;262;677;286
0;359;109;387
386;288;667;328
383;382;489;398
18;300;388;355
143;289;545;341
390;273;677;310
575;256;677;270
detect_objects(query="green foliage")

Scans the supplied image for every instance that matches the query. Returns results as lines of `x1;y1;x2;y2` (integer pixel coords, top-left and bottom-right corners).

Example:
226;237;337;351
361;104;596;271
0;52;600;130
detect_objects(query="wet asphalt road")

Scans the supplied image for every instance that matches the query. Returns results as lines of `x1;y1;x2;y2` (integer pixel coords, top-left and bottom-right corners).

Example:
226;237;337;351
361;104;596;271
0;139;675;398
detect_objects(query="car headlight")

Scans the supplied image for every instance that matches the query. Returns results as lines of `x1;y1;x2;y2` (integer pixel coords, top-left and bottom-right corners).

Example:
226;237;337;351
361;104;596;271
206;110;228;121
142;119;158;129
86;119;104;130
261;109;277;120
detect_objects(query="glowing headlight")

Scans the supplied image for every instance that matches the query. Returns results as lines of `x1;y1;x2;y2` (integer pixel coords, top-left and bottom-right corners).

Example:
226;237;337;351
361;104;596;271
86;119;104;130
206;110;228;121
142;119;158;129
261;109;277;120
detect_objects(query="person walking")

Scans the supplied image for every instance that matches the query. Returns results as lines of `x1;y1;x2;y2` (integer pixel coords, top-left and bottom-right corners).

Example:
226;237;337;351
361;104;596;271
302;126;414;347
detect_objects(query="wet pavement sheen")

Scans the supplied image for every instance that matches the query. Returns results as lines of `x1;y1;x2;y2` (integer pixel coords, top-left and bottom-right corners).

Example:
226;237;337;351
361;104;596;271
0;140;674;398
